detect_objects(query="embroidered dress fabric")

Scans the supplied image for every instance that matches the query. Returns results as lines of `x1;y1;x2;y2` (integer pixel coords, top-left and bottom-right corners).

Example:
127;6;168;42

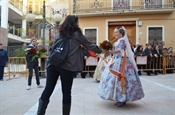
98;33;144;102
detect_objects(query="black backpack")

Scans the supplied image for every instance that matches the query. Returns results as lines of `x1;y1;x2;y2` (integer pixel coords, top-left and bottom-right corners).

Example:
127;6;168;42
48;38;69;67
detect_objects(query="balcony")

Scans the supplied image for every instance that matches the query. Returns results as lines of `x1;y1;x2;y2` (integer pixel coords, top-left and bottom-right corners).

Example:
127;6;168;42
9;0;23;12
73;0;175;16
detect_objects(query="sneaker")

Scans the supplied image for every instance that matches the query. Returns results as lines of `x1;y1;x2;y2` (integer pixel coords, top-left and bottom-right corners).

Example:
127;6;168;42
26;86;31;90
37;85;44;88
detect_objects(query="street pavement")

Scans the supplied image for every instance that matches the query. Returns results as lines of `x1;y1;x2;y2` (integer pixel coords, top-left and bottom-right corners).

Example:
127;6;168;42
0;72;175;115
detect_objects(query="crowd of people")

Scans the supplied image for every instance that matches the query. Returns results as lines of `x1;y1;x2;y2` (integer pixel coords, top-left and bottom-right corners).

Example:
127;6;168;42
133;42;174;75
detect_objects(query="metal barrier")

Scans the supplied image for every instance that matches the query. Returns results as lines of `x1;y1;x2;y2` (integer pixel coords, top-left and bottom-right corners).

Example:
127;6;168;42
4;55;175;80
164;55;175;74
7;57;28;80
136;55;175;74
136;56;164;74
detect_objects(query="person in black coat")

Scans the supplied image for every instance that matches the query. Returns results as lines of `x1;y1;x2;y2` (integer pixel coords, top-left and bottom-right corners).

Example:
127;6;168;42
0;43;8;81
37;15;107;115
26;38;43;90
143;44;153;75
153;45;163;75
134;45;144;75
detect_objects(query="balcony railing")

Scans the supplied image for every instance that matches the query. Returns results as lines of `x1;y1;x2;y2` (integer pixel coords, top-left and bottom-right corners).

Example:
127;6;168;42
8;26;22;37
9;0;23;12
73;0;175;14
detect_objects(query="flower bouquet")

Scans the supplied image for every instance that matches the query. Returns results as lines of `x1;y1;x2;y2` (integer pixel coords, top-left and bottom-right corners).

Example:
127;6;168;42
98;40;113;62
38;47;47;56
25;48;37;54
33;46;47;60
99;40;113;51
25;46;47;61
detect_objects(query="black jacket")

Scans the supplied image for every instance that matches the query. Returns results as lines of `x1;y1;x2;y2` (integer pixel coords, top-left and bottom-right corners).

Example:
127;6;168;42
26;44;38;64
55;31;102;72
0;49;8;67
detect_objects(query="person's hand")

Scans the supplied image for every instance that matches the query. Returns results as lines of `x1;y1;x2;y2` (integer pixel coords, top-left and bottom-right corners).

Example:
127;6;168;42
154;54;158;58
105;52;111;57
84;56;87;59
102;49;108;54
36;51;39;54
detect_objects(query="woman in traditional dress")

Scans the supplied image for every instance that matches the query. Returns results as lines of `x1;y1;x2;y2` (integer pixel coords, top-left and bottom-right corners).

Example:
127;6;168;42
93;37;118;82
98;26;144;107
93;54;109;82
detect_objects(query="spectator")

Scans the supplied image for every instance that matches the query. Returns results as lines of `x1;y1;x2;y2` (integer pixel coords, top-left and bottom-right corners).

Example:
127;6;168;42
134;45;143;56
134;45;144;75
167;47;174;73
26;38;43;90
143;44;153;75
0;43;8;81
153;45;163;75
162;48;168;56
159;41;165;51
143;43;148;52
134;44;139;52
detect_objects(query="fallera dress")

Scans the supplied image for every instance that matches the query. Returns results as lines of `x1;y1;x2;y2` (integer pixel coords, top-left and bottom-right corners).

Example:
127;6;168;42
93;54;111;81
98;38;144;102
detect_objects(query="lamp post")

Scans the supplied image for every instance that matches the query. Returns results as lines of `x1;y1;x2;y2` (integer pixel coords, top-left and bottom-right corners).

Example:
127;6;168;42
26;0;62;46
42;0;46;47
26;11;36;27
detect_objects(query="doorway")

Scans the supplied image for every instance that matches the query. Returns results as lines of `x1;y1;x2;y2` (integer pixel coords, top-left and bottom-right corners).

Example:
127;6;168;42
108;21;136;46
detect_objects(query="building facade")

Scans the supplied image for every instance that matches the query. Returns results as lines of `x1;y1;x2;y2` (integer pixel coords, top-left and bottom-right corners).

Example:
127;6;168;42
68;0;175;50
1;0;175;50
0;0;26;46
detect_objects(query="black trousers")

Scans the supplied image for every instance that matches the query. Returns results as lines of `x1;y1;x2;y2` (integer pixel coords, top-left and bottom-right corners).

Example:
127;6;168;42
40;65;75;104
27;62;40;86
0;66;5;80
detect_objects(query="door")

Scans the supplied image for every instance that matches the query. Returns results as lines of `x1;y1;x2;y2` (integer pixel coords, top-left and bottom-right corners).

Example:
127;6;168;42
108;21;136;46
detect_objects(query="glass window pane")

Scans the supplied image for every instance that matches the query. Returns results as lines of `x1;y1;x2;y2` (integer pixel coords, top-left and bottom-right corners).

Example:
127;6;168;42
148;27;162;47
85;29;97;44
113;0;130;10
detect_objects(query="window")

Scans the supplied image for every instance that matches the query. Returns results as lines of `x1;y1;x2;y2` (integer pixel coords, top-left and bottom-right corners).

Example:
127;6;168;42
84;29;97;44
148;27;163;46
113;0;130;10
145;0;162;8
28;1;42;14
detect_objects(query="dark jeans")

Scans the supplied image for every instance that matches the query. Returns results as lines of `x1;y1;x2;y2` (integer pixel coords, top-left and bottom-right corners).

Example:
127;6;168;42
27;62;40;86
40;65;75;104
0;66;5;80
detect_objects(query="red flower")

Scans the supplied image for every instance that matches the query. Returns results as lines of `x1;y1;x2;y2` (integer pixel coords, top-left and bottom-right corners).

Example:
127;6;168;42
40;48;47;52
28;48;37;54
100;40;112;50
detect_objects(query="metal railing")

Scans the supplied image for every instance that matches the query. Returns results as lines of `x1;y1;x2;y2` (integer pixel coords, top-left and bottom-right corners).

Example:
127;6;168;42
4;55;175;80
164;55;175;73
5;57;28;80
9;0;23;12
73;0;175;14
